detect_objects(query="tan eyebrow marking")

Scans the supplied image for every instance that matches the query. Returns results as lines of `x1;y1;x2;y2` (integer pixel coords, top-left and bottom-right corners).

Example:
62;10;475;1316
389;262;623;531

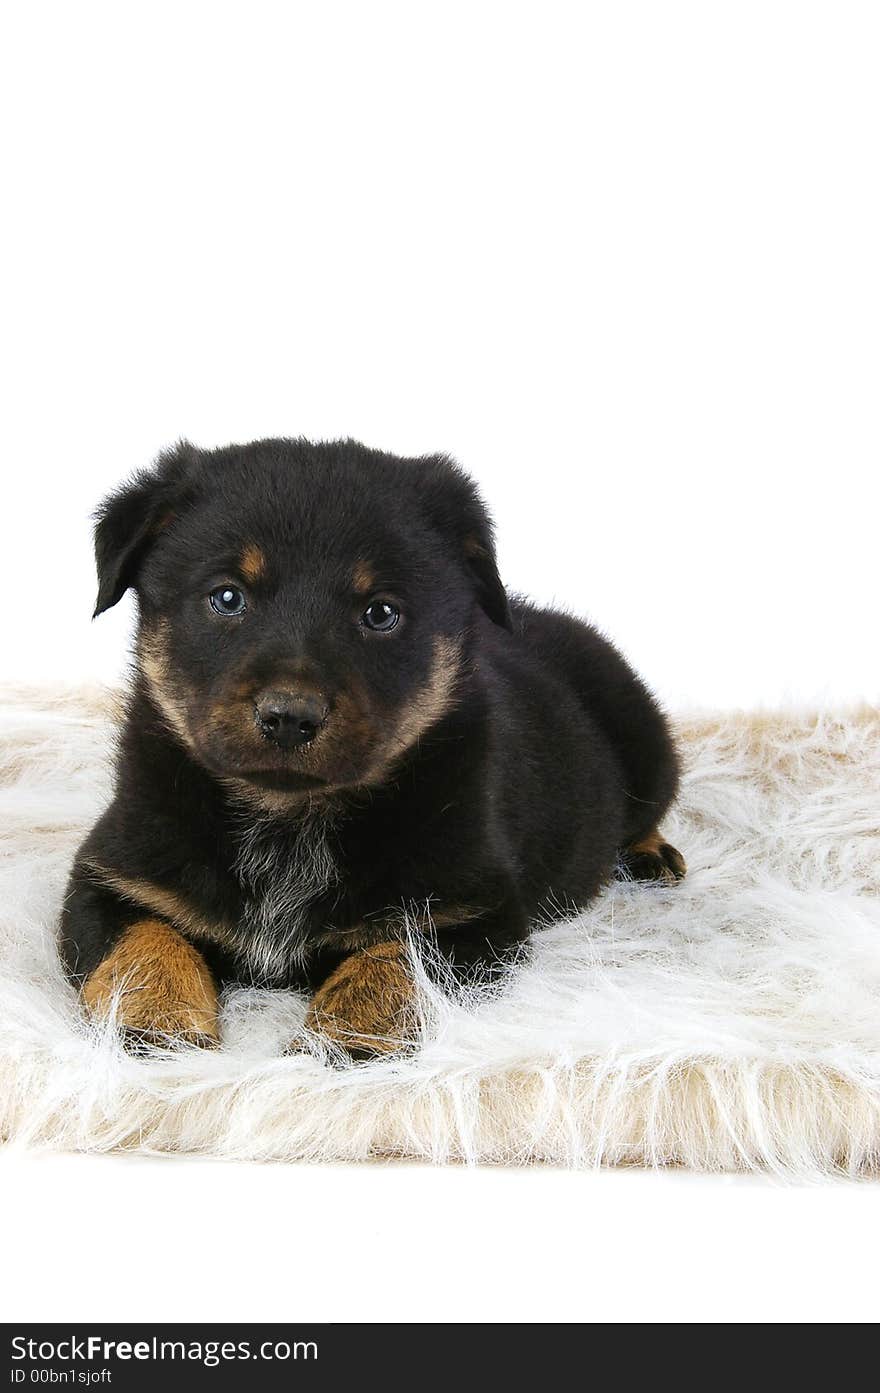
83;862;238;952
239;544;267;584
352;560;376;594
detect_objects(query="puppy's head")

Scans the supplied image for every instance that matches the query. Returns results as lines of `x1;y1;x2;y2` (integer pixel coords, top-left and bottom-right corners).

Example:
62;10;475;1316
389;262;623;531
94;438;510;797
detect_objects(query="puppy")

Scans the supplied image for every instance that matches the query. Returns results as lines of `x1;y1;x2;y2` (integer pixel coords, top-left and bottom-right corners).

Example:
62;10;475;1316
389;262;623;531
60;438;684;1057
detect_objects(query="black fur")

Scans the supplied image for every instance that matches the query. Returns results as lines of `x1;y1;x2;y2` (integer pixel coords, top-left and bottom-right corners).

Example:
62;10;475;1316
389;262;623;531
61;438;682;1039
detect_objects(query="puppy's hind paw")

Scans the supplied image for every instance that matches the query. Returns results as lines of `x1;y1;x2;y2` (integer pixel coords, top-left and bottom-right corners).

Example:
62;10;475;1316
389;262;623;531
618;832;687;885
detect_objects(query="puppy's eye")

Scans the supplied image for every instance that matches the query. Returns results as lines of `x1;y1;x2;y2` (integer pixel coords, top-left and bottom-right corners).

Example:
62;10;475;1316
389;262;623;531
209;585;247;617
362;600;400;632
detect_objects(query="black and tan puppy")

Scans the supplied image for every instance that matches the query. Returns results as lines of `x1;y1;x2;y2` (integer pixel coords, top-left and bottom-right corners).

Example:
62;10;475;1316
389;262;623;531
61;438;684;1057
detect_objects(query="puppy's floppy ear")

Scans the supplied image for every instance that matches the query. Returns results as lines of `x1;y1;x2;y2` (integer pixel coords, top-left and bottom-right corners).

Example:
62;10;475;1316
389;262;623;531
92;442;194;617
460;526;512;630
420;455;513;630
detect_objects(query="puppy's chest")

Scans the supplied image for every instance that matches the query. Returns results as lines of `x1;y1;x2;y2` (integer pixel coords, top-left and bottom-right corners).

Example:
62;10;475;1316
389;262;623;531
233;811;342;984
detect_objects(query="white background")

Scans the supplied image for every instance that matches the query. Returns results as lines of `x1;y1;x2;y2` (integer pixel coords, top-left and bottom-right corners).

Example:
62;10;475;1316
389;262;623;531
2;1;879;1326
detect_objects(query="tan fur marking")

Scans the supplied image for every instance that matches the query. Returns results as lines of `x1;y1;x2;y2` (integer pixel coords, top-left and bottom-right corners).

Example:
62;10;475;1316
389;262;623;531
365;635;463;785
205;636;462;812
82;918;219;1043
629;831;665;857
84;863;237;952
222;641;459;809
306;941;415;1056
138;619;192;748
240;544;267;584
352;560;376;594
623;830;687;883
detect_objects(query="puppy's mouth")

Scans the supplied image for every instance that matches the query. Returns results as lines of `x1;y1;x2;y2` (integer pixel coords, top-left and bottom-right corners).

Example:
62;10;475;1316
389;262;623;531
194;723;369;792
181;682;382;793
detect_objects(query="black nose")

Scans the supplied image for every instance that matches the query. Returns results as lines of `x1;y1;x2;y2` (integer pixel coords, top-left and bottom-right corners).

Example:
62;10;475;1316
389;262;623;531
255;692;328;748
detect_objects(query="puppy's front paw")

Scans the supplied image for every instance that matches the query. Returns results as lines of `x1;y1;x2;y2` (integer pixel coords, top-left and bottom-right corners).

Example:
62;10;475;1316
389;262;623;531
305;941;416;1060
619;832;687;885
82;918;220;1050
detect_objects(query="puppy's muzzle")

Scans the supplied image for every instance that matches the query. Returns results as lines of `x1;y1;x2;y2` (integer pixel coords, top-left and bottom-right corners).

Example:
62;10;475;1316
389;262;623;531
255;691;328;748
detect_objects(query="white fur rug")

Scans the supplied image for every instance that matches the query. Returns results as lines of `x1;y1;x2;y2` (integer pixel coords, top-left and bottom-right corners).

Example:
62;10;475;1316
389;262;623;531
1;686;879;1175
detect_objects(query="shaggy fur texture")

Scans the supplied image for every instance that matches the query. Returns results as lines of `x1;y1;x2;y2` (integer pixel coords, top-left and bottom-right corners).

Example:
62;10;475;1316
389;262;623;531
2;686;879;1175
